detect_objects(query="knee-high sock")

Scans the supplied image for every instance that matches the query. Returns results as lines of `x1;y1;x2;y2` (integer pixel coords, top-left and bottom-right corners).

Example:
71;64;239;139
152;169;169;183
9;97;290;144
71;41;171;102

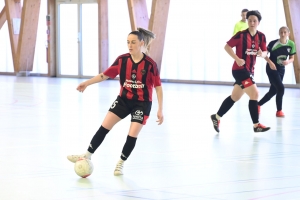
217;96;235;117
121;135;137;161
87;126;110;153
249;100;259;124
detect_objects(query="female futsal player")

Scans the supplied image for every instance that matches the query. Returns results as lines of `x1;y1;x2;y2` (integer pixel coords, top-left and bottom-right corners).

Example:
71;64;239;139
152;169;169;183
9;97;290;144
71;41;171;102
258;26;296;117
210;10;270;133
67;28;164;176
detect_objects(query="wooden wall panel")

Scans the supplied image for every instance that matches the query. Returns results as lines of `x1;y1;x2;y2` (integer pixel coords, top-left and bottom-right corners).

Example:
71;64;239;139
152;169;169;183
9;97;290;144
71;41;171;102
283;0;300;83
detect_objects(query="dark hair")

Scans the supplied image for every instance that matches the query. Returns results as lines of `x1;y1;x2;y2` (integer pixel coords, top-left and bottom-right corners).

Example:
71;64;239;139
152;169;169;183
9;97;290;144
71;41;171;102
128;28;156;54
246;10;262;22
129;31;144;41
241;9;248;13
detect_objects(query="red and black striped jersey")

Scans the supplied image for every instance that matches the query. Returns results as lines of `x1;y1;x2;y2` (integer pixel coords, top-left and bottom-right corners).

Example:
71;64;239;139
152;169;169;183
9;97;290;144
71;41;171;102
227;29;267;74
103;53;161;101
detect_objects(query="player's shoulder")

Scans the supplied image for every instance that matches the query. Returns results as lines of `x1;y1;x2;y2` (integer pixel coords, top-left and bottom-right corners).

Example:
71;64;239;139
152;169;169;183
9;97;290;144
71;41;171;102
145;55;157;66
233;29;247;38
287;39;295;46
256;30;266;37
117;53;131;59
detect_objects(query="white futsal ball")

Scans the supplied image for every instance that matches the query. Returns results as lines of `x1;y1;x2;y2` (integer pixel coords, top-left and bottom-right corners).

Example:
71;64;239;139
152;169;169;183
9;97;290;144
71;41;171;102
74;158;94;178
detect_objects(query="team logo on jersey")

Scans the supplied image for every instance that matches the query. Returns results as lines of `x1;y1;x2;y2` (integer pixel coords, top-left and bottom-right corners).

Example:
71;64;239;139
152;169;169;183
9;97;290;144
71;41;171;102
132;74;136;79
287;48;291;53
141;69;146;75
252;44;255;48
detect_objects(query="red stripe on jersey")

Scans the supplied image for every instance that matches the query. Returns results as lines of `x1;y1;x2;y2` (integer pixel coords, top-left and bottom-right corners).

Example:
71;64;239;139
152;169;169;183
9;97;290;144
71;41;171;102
136;60;145;101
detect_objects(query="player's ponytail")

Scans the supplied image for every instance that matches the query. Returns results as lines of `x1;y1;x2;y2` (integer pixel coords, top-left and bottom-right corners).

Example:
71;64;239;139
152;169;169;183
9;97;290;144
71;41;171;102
137;27;156;55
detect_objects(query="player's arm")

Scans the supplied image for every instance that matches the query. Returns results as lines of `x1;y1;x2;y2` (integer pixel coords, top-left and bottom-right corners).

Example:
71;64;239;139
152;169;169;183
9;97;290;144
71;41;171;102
264;54;277;70
77;73;109;92
155;86;164;125
224;44;245;66
86;73;109;85
282;55;294;65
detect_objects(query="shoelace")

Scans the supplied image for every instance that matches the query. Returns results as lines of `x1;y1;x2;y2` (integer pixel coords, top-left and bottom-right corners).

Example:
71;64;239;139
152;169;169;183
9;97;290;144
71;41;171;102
115;162;123;171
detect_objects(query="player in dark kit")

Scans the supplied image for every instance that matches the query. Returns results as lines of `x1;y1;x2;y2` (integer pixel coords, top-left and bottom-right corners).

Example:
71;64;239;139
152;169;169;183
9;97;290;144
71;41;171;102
258;26;296;117
210;10;271;133
67;28;164;176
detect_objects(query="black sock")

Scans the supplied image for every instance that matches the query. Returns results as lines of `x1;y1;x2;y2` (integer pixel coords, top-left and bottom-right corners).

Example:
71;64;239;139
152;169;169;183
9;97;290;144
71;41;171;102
217;96;235;117
87;126;110;153
249;100;259;124
120;135;137;161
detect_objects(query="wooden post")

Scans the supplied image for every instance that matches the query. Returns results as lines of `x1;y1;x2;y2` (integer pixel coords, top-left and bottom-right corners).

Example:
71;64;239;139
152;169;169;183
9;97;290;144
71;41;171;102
0;7;6;29
98;0;109;72
148;0;170;73
127;0;149;31
4;0;22;72
47;0;56;76
17;0;41;72
283;0;300;83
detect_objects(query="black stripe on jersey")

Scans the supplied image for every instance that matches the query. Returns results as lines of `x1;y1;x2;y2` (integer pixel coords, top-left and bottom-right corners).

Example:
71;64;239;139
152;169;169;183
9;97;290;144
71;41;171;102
142;62;150;101
120;57;129;98
242;32;248;70
131;63;139;101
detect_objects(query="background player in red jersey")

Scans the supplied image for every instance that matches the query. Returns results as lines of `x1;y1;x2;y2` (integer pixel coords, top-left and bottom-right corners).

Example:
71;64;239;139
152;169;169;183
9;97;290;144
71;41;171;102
67;28;164;176
210;10;270;133
258;26;296;117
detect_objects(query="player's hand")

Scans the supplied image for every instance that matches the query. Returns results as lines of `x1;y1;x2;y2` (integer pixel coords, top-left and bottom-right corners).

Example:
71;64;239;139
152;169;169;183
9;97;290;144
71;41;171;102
282;60;290;66
156;110;164;125
269;62;277;70
236;58;245;67
257;47;263;57
77;81;88;93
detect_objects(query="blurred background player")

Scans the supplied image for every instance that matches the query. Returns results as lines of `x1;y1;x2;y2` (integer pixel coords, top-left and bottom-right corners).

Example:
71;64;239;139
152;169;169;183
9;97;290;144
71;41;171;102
233;9;249;35
258;26;296;117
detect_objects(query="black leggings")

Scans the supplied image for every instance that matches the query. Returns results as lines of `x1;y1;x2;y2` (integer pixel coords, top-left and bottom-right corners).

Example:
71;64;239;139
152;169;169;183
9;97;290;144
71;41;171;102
258;69;285;111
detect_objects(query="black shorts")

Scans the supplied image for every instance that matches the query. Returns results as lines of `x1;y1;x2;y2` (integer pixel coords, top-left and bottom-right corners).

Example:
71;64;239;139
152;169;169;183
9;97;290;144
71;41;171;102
108;96;152;125
232;69;255;89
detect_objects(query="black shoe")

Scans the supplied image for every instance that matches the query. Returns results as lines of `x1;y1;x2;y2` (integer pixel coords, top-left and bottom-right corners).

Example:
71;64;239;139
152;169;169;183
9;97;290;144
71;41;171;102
210;114;220;133
254;123;270;132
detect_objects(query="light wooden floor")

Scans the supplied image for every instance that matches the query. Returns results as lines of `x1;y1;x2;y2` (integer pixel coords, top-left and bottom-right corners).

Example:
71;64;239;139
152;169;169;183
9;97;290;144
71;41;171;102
1;75;300;200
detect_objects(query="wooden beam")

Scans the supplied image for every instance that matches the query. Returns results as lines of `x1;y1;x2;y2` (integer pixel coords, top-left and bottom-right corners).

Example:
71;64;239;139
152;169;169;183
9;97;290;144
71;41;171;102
0;7;6;30
47;0;56;76
148;0;170;73
127;0;149;31
17;0;41;72
98;0;109;72
283;0;300;83
4;0;22;72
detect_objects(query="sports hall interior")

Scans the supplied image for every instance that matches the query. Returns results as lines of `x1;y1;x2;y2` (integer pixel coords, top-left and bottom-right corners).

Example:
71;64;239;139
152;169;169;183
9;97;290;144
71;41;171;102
1;0;300;199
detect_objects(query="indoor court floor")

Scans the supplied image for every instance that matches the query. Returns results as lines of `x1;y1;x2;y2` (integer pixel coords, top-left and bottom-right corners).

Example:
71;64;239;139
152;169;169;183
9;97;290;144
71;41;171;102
1;75;300;200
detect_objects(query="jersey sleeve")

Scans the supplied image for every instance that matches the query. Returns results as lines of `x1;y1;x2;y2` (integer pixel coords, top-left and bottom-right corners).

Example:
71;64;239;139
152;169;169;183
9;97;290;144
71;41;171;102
227;33;240;48
260;34;267;51
290;41;296;55
103;56;120;78
151;62;161;87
